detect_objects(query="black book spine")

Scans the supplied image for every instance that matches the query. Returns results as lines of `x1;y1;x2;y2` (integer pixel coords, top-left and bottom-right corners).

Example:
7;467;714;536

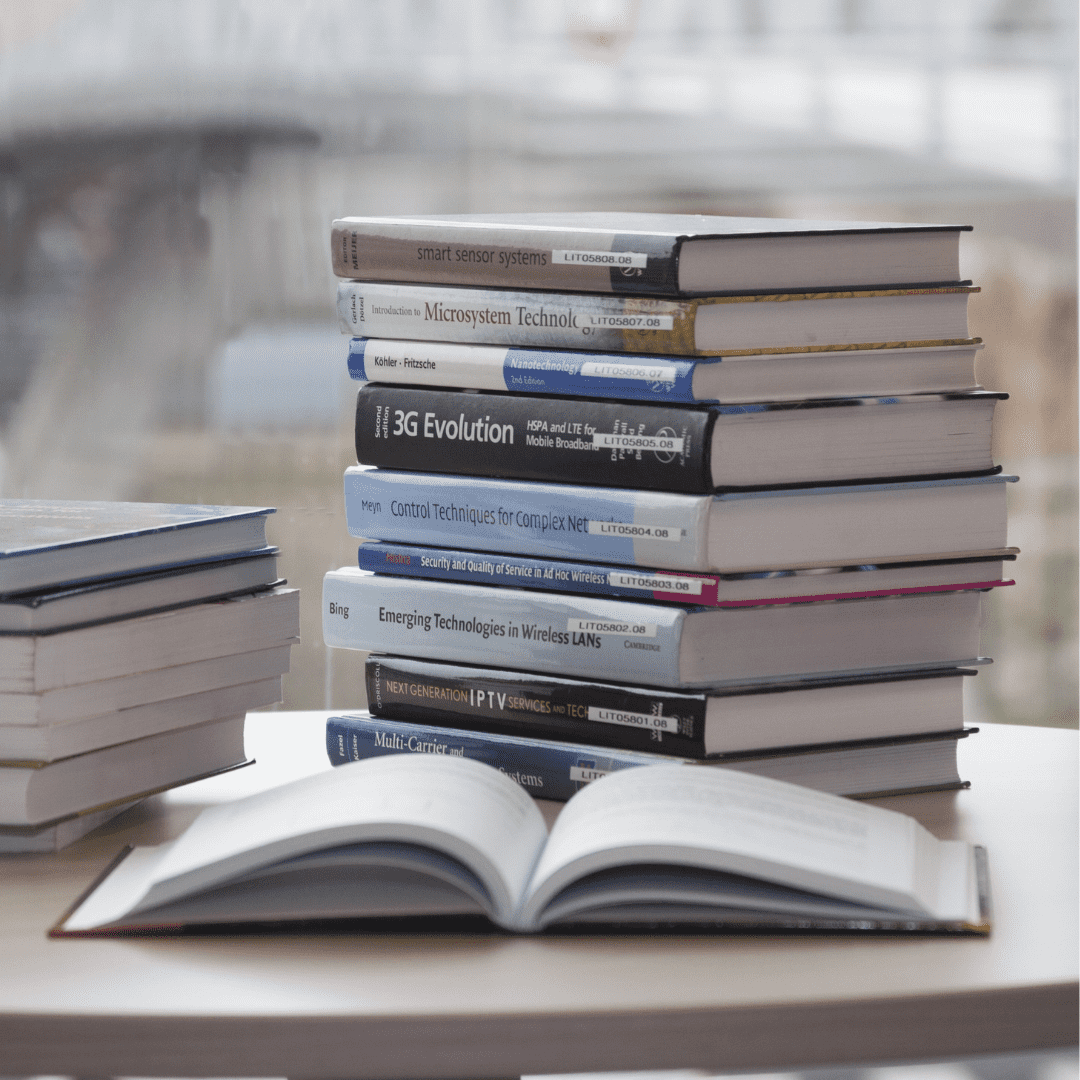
365;655;709;757
354;386;715;492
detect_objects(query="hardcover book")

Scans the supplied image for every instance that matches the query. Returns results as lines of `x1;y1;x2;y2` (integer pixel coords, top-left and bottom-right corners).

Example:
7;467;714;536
356;541;1013;607
363;655;979;756
347;337;982;403
322;568;984;689
336;280;976;357
0;587;299;694
331;212;969;296
52;753;991;936
344;468;1016;572
326;713;973;801
0;550;280;634
0;714;248;826
354;386;1002;492
0;500;275;595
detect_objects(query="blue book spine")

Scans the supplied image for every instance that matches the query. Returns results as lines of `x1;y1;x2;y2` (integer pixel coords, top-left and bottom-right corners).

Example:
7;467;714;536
347;338;708;402
357;541;721;604
325;713;685;801
322;570;688;687
344;468;712;570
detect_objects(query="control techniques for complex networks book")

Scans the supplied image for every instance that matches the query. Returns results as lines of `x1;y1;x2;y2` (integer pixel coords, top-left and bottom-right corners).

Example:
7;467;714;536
343;468;1016;573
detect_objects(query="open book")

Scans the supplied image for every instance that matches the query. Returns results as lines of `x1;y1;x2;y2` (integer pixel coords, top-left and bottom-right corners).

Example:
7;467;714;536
53;754;990;936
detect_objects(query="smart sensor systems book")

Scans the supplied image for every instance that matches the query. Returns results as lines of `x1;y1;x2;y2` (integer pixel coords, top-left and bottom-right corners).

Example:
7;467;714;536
322;568;983;688
344;468;1015;573
337;281;976;357
354;386;1001;492
52;753;990;936
348;338;982;403
331;212;969;296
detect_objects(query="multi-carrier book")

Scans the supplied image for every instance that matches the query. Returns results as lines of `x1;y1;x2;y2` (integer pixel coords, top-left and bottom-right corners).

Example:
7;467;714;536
354;386;1002;492
337;281;976;357
347;337;982;403
322;568;985;688
331;212;970;296
364;655;978;757
326;713;973;802
344;468;1016;572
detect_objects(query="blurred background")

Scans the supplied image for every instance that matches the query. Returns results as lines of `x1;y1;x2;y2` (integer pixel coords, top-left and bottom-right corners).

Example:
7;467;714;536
0;0;1075;728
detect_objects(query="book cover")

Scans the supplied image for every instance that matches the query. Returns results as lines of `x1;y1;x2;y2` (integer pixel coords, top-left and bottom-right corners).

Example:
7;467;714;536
0;501;275;595
331;212;968;296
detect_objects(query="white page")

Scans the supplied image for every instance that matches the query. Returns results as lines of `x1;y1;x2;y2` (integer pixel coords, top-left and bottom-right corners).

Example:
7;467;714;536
519;764;942;927
121;754;548;926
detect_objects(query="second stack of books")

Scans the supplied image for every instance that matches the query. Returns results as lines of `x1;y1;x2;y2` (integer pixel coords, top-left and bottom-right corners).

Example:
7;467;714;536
322;212;1015;800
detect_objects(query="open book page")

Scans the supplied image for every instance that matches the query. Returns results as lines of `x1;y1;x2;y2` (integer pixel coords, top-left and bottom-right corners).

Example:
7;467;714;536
63;755;548;932
518;764;964;929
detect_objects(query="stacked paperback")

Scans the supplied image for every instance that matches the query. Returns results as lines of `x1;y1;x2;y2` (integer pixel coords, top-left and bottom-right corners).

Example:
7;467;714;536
0;501;299;851
322;212;1015;802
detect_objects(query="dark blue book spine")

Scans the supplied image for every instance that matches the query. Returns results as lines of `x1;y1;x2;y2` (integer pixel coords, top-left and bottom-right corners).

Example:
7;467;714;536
356;541;721;605
325;714;685;802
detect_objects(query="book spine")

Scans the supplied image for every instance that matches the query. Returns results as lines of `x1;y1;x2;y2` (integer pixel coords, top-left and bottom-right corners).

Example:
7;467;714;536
325;714;688;801
343;469;714;570
322;571;688;687
355;386;715;493
357;542;723;605
364;655;709;757
347;339;709;403
331;222;681;295
337;281;702;356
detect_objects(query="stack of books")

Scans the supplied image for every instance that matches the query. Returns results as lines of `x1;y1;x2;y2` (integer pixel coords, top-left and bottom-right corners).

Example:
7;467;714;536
0;500;300;851
322;212;1015;802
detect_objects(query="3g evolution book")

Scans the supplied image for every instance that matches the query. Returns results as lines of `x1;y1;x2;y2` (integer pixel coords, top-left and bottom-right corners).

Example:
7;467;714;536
354;386;1002;492
331;212;970;296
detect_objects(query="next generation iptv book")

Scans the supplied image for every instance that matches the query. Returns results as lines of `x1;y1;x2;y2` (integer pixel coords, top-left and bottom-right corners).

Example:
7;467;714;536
354;386;1002;492
322;568;984;689
364;655;979;757
344;468;1016;573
